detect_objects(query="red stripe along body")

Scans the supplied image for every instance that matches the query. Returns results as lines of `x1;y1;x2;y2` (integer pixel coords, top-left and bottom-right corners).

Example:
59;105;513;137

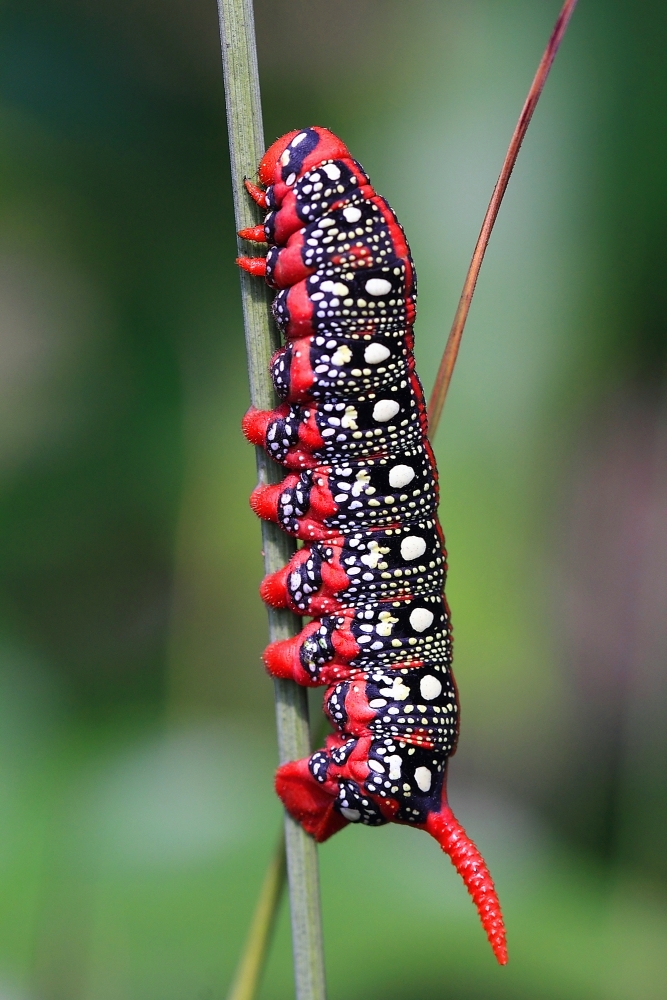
239;127;507;964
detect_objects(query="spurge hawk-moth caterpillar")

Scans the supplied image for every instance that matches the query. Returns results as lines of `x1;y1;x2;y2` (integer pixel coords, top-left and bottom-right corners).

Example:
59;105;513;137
238;126;507;965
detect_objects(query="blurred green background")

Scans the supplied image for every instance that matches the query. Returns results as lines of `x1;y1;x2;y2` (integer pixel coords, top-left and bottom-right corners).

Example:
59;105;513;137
0;0;666;997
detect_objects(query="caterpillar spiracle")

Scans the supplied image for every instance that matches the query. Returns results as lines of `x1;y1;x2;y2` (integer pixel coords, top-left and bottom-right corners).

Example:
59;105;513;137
237;126;507;965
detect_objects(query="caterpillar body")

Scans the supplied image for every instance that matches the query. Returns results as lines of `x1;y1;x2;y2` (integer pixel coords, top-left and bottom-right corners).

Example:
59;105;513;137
238;127;507;965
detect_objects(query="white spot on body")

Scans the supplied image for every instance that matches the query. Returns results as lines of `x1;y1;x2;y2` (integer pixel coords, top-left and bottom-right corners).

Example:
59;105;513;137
291;132;308;146
342;205;362;223
359;540;384;569
375;611;398;636
285;172;296;186
331;345;352;366
341;406;358;429
409;607;434;632
373;399;400;422
340;807;361;822
322;163;341;180
415;766;432;792
389;465;415;488
280;149;290;165
352;469;370;496
365;278;392;296
364;343;391;364
400;536;427;561
387;755;403;780
380;677;410;701
420;675;443;700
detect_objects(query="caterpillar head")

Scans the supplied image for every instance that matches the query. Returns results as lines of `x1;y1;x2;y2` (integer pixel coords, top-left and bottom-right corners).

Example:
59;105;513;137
259;127;350;187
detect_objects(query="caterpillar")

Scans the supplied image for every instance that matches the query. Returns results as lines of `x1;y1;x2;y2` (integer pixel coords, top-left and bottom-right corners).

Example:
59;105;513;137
237;126;507;965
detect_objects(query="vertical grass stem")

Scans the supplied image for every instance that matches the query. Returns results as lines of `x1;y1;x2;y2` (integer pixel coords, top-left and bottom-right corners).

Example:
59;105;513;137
216;2;327;998
226;829;286;1000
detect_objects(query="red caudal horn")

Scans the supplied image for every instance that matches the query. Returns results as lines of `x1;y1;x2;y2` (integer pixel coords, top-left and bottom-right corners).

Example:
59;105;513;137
426;806;508;965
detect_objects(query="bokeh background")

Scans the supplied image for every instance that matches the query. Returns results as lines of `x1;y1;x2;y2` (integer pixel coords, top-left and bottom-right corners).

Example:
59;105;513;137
0;0;666;997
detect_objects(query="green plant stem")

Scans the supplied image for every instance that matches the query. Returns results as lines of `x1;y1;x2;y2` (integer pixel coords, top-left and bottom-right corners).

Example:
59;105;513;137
226;828;287;1000
216;2;327;999
225;718;330;1000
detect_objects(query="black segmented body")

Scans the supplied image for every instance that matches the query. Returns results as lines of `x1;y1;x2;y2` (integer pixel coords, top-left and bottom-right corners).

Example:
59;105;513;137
243;126;457;829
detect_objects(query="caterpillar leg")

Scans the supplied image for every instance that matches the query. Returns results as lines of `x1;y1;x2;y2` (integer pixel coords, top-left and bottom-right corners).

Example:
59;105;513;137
276;735;390;842
275;758;348;842
236;256;267;277
426;805;508;965
242;403;322;468
238;224;267;243
260;542;350;616
263;623;350;686
244;177;267;209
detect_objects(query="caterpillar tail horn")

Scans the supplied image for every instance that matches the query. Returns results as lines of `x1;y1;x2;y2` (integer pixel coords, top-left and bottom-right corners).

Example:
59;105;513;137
425;805;508;965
